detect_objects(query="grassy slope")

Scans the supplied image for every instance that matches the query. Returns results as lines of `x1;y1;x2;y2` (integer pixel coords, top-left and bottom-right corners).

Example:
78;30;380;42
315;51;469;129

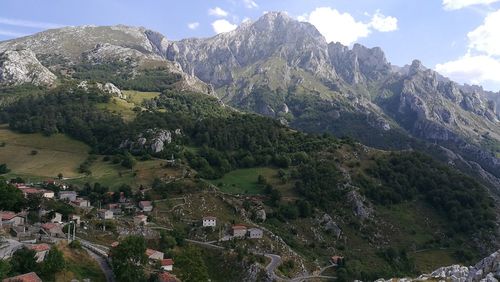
54;242;106;282
96;90;160;122
0;124;89;178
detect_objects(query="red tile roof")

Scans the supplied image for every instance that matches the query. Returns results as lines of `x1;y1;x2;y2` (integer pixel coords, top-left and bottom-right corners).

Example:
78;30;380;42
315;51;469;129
2;272;42;282
41;223;59;230
232;224;247;230
161;258;174;266
1;211;18;220
110;241;120;248
28;244;50;252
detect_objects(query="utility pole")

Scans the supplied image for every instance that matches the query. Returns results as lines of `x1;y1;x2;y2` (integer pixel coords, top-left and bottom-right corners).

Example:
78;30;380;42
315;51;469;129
73;221;76;241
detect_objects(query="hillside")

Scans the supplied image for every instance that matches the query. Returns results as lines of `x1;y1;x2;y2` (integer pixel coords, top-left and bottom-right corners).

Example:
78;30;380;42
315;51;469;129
0;11;499;281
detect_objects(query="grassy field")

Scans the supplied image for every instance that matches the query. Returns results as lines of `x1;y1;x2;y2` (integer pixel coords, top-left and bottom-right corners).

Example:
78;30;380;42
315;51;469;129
209;167;278;194
55;242;106;282
124;90;160;105
0;125;89;178
66;158;183;190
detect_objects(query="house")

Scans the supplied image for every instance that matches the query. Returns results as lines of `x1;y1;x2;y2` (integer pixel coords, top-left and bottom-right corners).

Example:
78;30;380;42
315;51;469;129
10;225;36;241
146;248;164;261
134;214;148;225
232;225;247;237
202;216;216;227
331;255;345;265
41;223;64;238
71;198;91;208
71;215;81;225
41;189;55;199
110;241;120;248
50;212;62;223
119;192;128;203
2;272;42;282
59;191;77;202
1;212;25;227
107;203;122;215
27;244;50;262
161;258;174;271
248;228;263;239
139;201;153;212
98;209;114;220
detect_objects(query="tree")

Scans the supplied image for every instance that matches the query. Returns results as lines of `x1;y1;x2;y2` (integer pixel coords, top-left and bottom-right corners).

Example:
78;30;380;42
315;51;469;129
0;259;11;280
110;236;147;282
41;246;65;278
57;173;63;180
175;246;209;282
0;164;10;174
0;182;25;212
9;247;37;275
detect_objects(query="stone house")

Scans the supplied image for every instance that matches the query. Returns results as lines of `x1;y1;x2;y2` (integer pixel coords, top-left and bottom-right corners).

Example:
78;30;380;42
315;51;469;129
139;201;153;212
202;216;216;227
98;209;114;220
146;248;164;261
248;228;263;239
232;225;247;237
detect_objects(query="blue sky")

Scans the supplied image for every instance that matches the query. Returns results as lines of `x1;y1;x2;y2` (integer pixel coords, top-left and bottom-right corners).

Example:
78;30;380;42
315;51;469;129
1;0;500;91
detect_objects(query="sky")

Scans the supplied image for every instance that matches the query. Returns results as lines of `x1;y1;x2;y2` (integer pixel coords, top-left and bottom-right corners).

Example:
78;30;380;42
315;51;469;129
1;0;500;92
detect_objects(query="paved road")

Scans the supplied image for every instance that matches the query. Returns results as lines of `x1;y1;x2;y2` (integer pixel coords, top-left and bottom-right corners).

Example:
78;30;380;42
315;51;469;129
0;239;22;259
85;247;115;282
264;253;284;281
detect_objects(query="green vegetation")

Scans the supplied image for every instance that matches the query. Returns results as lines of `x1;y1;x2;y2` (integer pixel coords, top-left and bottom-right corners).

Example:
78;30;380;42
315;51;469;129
209;167;277;194
110;236;147;282
0;181;25;212
360;152;496;233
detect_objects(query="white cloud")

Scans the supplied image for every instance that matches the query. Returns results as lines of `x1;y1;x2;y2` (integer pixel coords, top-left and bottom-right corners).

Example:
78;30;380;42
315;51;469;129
370;11;398;32
212;19;237;34
0;29;26;37
0;17;63;29
187;22;200;30
299;7;398;45
436;54;500;84
435;9;500;89
467;9;500;56
208;7;229;17
243;0;258;9
306;7;371;45
442;0;500;10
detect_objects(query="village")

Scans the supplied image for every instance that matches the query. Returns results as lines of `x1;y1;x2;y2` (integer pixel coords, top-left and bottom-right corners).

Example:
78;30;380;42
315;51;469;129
0;178;284;282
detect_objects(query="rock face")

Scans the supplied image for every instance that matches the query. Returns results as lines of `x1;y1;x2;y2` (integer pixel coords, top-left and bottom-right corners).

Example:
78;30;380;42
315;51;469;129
375;249;500;282
0;49;56;86
120;128;181;154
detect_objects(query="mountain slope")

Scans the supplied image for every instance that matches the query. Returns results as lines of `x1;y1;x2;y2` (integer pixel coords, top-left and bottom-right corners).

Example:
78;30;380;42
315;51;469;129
162;12;500;189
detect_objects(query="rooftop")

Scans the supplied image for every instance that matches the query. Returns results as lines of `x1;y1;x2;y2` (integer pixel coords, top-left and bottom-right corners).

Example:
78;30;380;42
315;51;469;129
2;272;42;282
27;244;50;252
161;258;174;266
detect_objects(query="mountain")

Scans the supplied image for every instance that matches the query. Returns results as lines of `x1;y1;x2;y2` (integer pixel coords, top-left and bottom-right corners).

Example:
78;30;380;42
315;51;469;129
163;12;500;188
0;14;499;281
0;25;213;94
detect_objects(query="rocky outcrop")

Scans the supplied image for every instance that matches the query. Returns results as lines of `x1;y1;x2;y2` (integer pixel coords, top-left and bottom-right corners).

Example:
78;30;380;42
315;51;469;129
78;80;125;99
120;128;181;154
318;213;342;239
0;49;56;86
374;249;500;282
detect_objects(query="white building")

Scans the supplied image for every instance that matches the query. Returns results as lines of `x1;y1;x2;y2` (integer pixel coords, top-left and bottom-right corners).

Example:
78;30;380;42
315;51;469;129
139;201;153;212
161;259;174;271
50;212;62;223
98;209;114;220
59;191;77;202
202;216;216;227
248;228;263;239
